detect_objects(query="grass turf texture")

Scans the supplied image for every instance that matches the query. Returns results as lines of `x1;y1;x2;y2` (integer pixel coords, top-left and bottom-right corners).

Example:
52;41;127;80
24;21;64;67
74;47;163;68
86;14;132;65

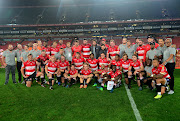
0;68;179;121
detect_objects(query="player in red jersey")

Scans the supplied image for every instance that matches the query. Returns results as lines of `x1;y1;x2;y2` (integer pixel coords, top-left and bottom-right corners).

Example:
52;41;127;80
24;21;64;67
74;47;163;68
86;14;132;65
57;55;70;87
50;42;59;56
136;39;146;63
128;54;144;89
98;53;110;69
145;36;159;52
72;52;86;71
101;38;109;48
72;40;82;57
81;39;91;59
107;40;120;60
57;40;66;49
21;54;44;87
109;54;122;71
78;63;93;89
42;41;51;56
36;50;50;85
45;56;59;90
151;58;171;99
64;64;78;88
86;53;98;71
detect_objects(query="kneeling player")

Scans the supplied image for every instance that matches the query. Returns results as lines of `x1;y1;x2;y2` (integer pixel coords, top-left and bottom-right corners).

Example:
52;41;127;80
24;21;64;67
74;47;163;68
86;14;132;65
21;54;44;87
152;58;171;99
78;63;93;88
64;64;78;88
128;54;144;90
45;56;59;90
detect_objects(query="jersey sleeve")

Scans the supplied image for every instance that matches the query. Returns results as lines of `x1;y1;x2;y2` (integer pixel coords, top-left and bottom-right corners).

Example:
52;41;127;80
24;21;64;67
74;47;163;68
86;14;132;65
22;62;26;68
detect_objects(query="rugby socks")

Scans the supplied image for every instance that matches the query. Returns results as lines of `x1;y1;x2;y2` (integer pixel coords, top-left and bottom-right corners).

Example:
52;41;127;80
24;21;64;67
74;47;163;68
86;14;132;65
140;77;144;87
57;75;61;83
41;75;45;84
94;76;98;84
156;83;161;95
128;76;132;87
49;78;53;86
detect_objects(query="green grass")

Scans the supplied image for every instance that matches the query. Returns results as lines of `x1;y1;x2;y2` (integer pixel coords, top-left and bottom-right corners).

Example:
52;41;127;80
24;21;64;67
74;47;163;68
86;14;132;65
0;68;179;121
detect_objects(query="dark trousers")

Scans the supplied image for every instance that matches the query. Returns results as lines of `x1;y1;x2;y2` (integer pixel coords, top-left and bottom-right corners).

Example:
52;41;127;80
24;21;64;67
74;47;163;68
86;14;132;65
165;63;175;90
17;61;22;82
5;65;16;84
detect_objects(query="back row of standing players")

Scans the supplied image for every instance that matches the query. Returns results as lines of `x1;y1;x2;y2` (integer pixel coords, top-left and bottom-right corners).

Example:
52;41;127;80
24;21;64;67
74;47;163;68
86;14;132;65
15;36;176;99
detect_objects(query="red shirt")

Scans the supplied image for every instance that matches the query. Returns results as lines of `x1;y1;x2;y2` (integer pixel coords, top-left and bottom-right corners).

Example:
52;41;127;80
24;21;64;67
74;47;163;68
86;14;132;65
58;60;69;70
37;54;50;62
98;57;110;68
107;45;120;60
110;60;121;70
69;69;78;76
42;46;51;55
87;58;98;71
152;64;170;79
136;45;146;62
46;61;59;74
72;45;82;57
97;69;108;78
22;60;36;76
130;59;143;70
72;57;86;70
81;44;91;59
105;44;110;48
108;70;121;79
50;47;59;56
121;59;131;72
57;44;66;49
80;69;92;75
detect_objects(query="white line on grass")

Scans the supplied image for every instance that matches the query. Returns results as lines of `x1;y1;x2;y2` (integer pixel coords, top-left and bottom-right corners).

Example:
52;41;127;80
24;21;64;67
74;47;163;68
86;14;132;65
124;82;143;121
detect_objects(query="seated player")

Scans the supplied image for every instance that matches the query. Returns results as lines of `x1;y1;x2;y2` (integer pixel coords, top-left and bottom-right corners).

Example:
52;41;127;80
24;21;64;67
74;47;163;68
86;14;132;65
93;64;108;87
128;54;144;90
64;64;78;88
21;54;44;87
86;53;98;72
57;55;70;87
121;54;131;85
45;56;59;90
151;58;171;99
98;53;110;69
36;50;50;86
78;63;93;89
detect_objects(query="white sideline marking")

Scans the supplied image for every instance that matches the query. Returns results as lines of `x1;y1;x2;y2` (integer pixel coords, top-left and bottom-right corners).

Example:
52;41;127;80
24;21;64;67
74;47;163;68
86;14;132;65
124;82;143;121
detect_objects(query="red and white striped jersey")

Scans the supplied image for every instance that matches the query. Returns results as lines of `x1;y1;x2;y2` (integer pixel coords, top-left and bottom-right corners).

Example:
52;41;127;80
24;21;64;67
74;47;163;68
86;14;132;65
80;69;92;75
50;47;59;56
86;58;98;71
107;45;120;60
136;45;146;62
97;69;108;78
22;60;36;76
152;65;170;79
57;44;66;49
72;57;86;70
37;54;50;62
81;44;91;59
110;60;121;70
72;45;82;57
42;46;51;55
98;57;110;68
121;59;131;72
46;61;59;74
130;59;143;70
108;70;121;78
58;60;69;70
69;69;78;76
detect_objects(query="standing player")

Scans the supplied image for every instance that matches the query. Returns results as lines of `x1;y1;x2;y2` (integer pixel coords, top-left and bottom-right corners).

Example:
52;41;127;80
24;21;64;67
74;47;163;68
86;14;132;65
81;39;91;59
107;40;120;60
45;56;59;90
86;53;98;72
55;48;64;60
128;54;144;90
78;63;93;88
145;35;159;52
50;42;59;56
64;42;72;64
152;58;171;99
98;53;110;69
101;38;109;48
136;39;146;63
42;41;51;56
72;40;82;57
57;40;66;49
21;54;44;87
72;52;86;71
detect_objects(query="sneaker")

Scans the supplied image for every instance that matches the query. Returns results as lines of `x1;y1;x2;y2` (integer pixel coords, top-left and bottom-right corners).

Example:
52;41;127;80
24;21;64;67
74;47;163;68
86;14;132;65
84;85;87;89
98;87;103;91
93;83;97;87
110;88;114;93
65;85;69;88
168;90;174;95
21;81;25;84
62;83;66;87
49;86;54;90
138;87;142;91
56;80;58;84
41;84;46;88
80;85;84;88
58;82;61;86
4;83;7;85
104;84;107;88
128;85;131;89
154;94;162;99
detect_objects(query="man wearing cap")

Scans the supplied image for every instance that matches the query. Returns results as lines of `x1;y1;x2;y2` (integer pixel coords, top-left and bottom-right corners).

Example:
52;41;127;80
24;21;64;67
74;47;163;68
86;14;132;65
119;37;127;58
145;35;159;52
2;44;17;85
146;42;162;61
162;38;176;95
